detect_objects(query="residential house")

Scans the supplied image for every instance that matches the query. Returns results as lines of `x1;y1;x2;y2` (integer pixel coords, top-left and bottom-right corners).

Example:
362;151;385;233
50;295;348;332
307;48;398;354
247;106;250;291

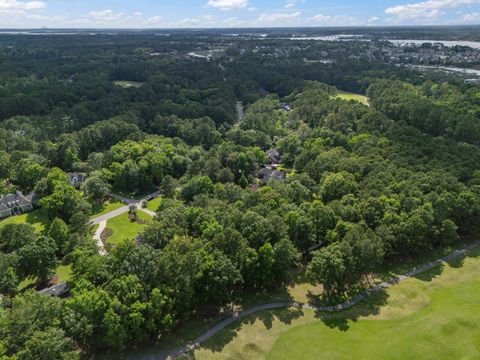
266;148;281;165
0;191;40;219
258;167;286;183
39;282;70;297
68;172;87;188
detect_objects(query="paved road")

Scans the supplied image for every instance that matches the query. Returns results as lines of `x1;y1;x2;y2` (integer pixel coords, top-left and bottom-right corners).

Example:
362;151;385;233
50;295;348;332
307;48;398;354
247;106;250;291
128;240;480;360
109;191;161;205
91;205;130;225
91;191;160;225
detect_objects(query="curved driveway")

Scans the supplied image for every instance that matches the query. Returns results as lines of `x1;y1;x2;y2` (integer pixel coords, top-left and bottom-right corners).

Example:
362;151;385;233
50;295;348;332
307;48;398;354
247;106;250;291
89;191;160;254
129;240;480;360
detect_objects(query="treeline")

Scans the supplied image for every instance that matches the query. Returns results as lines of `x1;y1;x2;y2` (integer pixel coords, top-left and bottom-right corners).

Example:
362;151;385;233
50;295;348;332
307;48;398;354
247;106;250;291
368;79;480;145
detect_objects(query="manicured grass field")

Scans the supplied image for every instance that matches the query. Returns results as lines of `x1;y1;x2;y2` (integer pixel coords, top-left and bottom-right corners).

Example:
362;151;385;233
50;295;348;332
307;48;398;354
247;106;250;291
192;248;480;360
114;80;144;88
90;199;125;219
0;209;50;234
104;211;152;245
145;196;162;213
334;91;369;105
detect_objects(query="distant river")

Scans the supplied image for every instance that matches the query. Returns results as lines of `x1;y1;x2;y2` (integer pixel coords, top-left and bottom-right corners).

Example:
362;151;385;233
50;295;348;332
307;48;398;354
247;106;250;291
408;64;480;78
389;39;480;49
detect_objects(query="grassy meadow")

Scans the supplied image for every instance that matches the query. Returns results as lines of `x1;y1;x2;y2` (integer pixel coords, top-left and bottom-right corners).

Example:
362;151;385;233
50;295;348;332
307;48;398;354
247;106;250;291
334;91;369;105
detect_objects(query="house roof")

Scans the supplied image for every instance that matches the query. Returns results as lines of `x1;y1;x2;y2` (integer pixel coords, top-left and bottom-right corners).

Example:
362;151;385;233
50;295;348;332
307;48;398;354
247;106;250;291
23;192;41;205
0;191;37;209
39;282;70;297
266;148;281;164
258;167;286;182
67;172;87;181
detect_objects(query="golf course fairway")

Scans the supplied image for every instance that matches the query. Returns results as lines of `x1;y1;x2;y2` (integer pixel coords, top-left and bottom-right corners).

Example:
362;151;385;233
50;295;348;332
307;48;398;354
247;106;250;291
193;248;480;359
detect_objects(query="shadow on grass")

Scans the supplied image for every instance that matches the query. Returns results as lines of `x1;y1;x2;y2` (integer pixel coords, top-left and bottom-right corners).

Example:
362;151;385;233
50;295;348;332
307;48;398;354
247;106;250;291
197;286;301;354
23;210;50;234
312;289;389;332
201;307;304;353
413;262;444;282
447;247;480;269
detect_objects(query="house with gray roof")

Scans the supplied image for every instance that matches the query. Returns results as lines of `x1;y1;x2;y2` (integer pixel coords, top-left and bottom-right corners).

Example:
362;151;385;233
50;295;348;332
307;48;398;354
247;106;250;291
0;191;40;219
67;172;87;188
266;148;281;165
39;282;70;297
258;167;286;183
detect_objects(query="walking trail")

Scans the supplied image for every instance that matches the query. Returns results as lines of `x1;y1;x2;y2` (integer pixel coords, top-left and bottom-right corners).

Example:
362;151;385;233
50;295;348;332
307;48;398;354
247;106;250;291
129;240;480;360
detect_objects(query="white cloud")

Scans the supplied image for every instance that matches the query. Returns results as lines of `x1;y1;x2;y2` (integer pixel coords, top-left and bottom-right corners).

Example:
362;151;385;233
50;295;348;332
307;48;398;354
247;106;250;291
308;13;364;26
0;0;46;27
462;12;480;21
206;0;249;11
88;9;124;23
0;0;45;11
447;11;480;24
257;11;301;25
144;16;164;25
285;0;305;9
385;0;480;20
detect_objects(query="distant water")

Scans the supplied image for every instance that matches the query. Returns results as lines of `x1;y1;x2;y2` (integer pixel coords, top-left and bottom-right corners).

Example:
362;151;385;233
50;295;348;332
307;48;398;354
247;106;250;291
389;39;480;49
286;34;365;41
408;64;480;78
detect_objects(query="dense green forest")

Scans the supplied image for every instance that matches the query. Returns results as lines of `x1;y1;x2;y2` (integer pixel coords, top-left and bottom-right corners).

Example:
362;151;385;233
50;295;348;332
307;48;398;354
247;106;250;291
1;32;480;359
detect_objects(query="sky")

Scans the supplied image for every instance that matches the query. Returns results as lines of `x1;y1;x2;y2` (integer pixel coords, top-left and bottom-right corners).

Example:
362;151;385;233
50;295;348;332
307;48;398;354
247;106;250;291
1;0;480;28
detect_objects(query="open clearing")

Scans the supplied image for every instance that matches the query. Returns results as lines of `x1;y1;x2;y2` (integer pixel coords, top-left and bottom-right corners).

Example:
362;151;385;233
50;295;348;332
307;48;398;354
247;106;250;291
190;248;480;360
104;211;152;245
114;80;144;88
334;91;369;105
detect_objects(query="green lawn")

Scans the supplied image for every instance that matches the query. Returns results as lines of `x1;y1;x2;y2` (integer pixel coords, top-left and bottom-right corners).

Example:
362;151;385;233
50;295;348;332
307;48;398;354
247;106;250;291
114;80;144;88
18;264;72;291
0;209;50;234
145;196;162;213
55;264;72;283
90;199;125;219
334;91;369;106
192;248;480;360
104;211;153;245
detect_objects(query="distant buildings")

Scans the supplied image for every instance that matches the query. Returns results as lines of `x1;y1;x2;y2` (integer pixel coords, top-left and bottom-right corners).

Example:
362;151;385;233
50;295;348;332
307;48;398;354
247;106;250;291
0;191;40;219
